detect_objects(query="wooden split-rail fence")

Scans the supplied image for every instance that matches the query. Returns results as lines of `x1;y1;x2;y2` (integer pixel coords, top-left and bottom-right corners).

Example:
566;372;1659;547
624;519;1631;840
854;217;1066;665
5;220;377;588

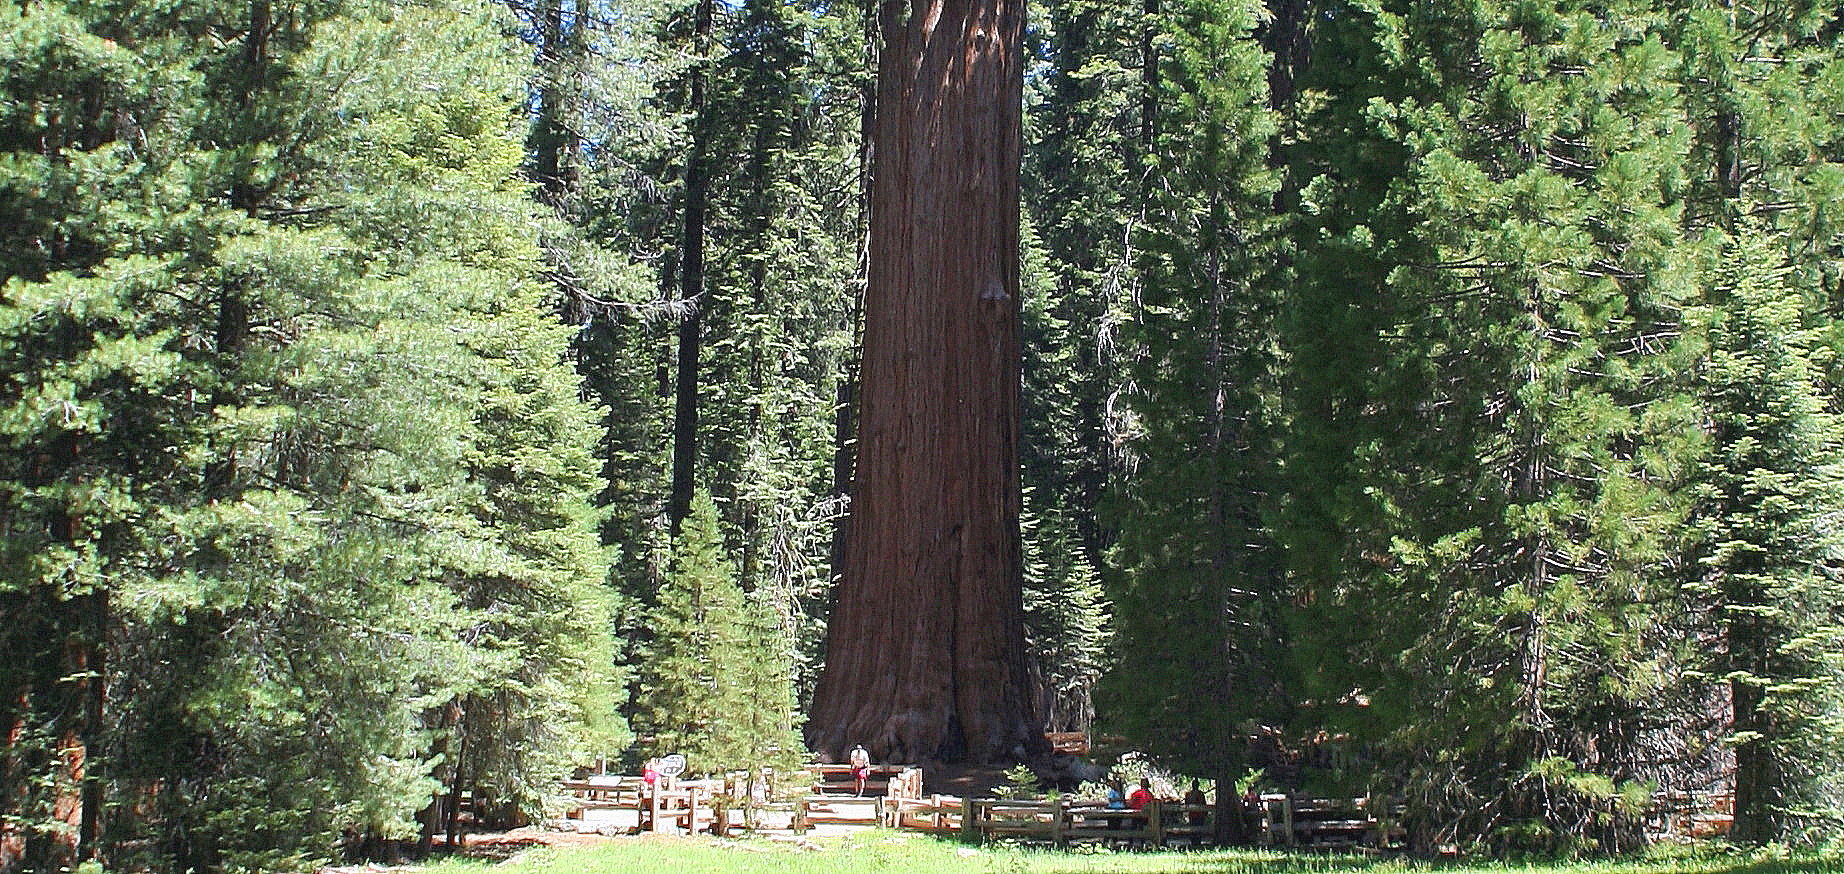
807;763;923;798
1648;790;1735;840
561;771;1401;848
560;774;743;835
887;793;1401;848
560;764;926;836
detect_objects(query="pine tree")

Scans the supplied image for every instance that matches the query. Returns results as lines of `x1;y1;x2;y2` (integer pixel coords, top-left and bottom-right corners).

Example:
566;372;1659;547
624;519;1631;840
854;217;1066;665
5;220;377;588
1280;0;1706;853
1021;0;1149;562
554;0;862;710
1692;228;1844;843
704;0;861;705
1092;0;1285;843
1;1;620;868
1670;0;1844;845
633;492;804;776
730;591;811;794
1021;502;1112;735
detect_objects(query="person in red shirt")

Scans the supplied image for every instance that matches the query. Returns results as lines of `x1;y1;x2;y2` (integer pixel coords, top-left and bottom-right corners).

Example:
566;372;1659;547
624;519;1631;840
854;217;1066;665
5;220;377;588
1127;778;1153;810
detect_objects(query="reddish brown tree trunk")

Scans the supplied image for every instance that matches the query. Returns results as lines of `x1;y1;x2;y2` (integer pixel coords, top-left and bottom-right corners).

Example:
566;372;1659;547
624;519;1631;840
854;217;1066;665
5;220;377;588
807;0;1038;765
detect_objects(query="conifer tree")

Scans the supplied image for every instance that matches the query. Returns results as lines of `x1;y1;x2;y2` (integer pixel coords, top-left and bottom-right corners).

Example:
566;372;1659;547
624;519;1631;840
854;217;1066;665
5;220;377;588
2;1;619;868
1021;503;1112;734
1093;0;1286;842
1281;0;1705;852
558;0;862;701
633;492;804;776
1671;0;1844;843
1021;0;1149;561
1692;229;1844;843
807;0;1039;763
705;0;862;699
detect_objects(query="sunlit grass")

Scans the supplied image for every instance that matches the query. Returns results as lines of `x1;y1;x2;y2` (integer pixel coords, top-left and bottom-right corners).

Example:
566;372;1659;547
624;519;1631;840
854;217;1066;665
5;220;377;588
417;832;1844;874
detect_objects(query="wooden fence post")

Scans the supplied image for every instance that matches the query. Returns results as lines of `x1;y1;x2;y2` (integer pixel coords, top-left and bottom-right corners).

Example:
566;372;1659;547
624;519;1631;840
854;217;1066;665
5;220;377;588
1148;800;1163;845
961;797;978;844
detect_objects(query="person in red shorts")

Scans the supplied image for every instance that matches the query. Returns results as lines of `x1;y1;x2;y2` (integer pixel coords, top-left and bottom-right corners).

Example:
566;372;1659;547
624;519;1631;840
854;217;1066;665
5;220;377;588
849;744;871;796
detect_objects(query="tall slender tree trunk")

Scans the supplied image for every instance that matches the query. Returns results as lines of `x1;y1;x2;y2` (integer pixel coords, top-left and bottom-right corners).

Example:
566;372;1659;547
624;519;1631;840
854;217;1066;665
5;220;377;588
1202;241;1242;846
444;718;469;850
1138;0;1157;154
75;591;104;864
808;0;1039;765
529;0;567;206
828;0;877;598
1729;650;1774;843
669;0;716;534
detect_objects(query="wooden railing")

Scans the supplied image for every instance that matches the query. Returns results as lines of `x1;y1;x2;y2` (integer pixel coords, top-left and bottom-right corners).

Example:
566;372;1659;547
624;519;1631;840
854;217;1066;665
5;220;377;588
883;796;1213;845
889;794;1397;848
1045;732;1089;756
1649;791;1734;839
561;765;924;836
560;775;1399;848
806;763;922;798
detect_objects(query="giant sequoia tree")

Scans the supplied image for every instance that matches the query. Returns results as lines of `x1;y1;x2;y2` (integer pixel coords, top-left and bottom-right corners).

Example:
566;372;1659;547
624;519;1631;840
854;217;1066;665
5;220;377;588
807;0;1039;763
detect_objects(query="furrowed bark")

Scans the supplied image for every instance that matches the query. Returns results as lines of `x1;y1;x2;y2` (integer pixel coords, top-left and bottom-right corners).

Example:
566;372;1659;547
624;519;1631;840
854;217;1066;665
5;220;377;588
808;0;1039;765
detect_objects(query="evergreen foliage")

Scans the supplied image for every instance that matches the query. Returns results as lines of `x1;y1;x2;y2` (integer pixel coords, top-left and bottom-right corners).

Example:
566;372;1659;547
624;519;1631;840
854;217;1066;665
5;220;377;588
0;0;618;868
1275;0;1714;854
631;492;805;778
1021;0;1148;563
9;0;1844;863
1092;0;1290;820
1691;228;1844;843
1021;503;1112;734
555;0;863;710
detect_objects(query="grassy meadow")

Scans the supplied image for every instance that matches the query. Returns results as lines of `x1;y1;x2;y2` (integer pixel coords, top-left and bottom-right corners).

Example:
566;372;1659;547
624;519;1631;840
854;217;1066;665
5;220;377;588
419;833;1844;874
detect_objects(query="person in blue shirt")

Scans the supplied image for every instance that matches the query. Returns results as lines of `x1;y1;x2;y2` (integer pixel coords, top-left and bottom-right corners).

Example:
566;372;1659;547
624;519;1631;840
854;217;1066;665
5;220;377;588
1105;782;1126;830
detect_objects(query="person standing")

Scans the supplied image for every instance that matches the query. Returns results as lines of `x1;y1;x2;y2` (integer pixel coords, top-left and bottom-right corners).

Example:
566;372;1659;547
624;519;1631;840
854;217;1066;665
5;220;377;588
849;744;872;796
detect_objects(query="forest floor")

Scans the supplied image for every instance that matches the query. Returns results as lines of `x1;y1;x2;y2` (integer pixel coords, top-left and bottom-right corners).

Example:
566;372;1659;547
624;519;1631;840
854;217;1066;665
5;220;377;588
400;830;1844;874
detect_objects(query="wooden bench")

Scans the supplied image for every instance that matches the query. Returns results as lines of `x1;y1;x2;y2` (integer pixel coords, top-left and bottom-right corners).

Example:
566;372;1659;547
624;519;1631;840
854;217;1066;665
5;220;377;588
1045;732;1089;755
807;763;916;797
